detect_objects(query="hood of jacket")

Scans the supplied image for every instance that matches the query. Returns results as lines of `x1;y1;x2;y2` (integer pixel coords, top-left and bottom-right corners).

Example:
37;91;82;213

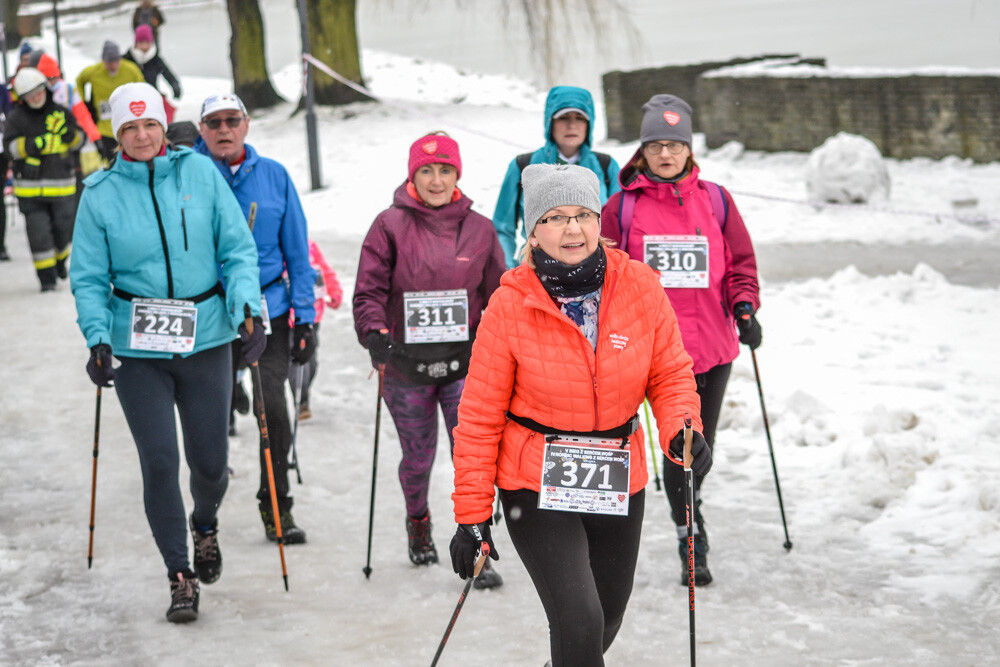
543;85;596;153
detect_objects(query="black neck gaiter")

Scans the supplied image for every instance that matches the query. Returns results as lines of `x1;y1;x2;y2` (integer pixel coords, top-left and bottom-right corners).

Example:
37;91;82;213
532;245;607;299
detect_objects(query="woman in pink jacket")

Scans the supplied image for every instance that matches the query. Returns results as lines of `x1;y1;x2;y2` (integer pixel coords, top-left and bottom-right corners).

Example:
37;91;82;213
601;94;761;587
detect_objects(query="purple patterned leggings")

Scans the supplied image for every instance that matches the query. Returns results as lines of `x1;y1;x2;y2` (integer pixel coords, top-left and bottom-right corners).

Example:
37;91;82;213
381;373;465;519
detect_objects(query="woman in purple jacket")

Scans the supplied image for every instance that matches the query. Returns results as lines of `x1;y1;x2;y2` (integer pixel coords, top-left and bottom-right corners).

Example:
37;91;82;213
601;95;762;587
353;132;505;587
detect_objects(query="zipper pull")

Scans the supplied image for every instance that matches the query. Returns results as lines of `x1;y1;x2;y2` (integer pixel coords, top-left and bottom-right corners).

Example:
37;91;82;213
696;227;701;236
674;185;683;206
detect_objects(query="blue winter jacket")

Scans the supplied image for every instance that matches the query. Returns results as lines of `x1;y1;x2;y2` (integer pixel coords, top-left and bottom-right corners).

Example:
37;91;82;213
70;147;262;357
491;85;621;268
194;139;316;324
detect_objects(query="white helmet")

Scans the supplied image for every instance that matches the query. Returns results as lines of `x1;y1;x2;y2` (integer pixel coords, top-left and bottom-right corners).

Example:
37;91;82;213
13;67;48;98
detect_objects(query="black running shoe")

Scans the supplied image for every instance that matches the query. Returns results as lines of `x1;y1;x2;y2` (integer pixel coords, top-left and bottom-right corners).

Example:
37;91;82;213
166;569;200;623
190;516;222;584
406;514;438;565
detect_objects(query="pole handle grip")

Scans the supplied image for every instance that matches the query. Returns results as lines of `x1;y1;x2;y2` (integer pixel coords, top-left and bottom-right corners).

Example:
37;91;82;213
683;413;693;470
243;304;254;334
472;548;488;578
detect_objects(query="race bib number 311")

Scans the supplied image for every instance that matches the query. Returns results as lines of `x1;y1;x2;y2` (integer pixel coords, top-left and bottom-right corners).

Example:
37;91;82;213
403;289;469;344
130;299;197;353
539;437;630;516
643;235;709;289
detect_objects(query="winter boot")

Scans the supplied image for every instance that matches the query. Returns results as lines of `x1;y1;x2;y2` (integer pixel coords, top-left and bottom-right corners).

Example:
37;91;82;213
473;558;503;590
405;514;438;565
166;569;200;623
189;515;222;584
678;531;712;586
232;381;250;415
298;401;312;421
38;266;57;292
260;505;307;544
56;257;68;280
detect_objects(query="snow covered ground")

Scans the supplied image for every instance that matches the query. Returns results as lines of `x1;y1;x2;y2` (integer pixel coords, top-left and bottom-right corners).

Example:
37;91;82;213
2;11;1000;667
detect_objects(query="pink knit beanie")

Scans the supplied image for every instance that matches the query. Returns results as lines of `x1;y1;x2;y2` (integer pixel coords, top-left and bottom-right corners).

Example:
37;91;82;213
408;133;462;182
135;24;154;44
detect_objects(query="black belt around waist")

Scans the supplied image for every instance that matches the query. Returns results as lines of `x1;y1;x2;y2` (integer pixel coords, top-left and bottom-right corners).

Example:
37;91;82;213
506;411;640;442
112;281;225;304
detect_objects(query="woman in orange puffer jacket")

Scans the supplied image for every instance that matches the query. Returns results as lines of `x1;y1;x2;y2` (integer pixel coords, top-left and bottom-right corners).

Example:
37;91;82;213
450;164;711;667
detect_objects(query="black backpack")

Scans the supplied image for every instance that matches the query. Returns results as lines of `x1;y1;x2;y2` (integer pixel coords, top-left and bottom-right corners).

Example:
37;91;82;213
513;151;613;229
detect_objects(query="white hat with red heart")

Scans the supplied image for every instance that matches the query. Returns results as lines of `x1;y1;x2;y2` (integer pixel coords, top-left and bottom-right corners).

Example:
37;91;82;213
110;82;167;139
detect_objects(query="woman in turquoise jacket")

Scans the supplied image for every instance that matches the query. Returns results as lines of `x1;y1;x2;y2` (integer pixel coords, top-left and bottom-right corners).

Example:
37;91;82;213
492;85;621;268
70;83;262;624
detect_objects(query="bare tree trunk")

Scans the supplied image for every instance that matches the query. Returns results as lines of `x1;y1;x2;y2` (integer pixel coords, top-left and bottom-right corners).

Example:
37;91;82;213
306;0;367;106
226;0;283;110
1;0;21;52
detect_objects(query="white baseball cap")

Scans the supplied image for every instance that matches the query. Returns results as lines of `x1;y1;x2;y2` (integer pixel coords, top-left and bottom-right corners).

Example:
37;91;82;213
200;93;247;120
552;107;590;121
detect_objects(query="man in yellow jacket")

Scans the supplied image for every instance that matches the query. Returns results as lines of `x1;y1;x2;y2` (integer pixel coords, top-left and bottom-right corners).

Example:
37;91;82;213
75;41;143;161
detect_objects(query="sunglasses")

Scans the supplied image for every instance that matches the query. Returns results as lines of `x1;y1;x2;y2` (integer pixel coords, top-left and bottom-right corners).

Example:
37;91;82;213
202;116;245;130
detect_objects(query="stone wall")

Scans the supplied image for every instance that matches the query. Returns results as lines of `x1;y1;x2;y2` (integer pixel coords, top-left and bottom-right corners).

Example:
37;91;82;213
603;60;1000;162
602;55;822;142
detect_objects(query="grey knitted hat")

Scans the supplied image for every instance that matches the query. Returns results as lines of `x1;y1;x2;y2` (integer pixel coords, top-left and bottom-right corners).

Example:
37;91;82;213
102;40;121;62
521;163;601;239
640;94;693;146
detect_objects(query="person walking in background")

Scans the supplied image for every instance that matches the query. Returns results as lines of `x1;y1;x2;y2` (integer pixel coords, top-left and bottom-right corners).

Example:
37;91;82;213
450;163;710;666
75;41;145;163
4;67;83;291
195;93;316;545
288;239;343;421
601;94;762;586
353;132;505;587
492;85;620;269
132;0;165;45
0;84;12;261
70;83;262;623
124;24;182;122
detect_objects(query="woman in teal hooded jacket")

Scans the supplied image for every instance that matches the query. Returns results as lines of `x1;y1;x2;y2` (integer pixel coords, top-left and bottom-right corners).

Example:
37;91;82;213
491;85;621;268
70;83;261;624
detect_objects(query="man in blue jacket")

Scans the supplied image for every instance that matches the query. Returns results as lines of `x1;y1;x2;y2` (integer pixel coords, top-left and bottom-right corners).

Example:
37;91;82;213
195;93;316;544
492;85;621;269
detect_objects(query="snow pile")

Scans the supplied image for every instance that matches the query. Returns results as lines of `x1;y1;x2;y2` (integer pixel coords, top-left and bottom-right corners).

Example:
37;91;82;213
805;132;891;204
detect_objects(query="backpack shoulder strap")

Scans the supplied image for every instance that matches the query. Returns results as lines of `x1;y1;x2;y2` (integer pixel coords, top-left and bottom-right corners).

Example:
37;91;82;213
594;152;612;192
514;152;533;229
700;180;728;231
618;189;638;254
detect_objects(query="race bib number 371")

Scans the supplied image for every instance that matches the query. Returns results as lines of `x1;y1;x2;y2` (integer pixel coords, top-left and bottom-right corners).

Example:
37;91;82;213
643;235;709;289
130;299;197;353
539;437;630;516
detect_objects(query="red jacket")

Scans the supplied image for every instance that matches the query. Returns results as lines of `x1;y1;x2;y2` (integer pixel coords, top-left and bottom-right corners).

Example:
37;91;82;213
601;161;759;374
452;248;702;524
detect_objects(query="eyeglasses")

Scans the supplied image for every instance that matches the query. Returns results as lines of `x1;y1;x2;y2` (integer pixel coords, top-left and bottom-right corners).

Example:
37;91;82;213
643;141;687;155
202;116;245;130
537;212;600;229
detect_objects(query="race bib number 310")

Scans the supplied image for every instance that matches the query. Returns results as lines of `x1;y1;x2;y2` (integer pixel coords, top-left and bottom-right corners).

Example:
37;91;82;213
403;289;469;344
643;235;709;289
130;299;197;353
539;437;630;516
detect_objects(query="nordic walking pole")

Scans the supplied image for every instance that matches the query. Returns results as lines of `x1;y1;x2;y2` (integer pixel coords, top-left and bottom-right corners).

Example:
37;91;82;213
289;362;304;484
683;413;696;667
643;399;661;491
245;305;290;591
362;331;388;580
87;382;103;569
748;347;793;551
430;546;489;667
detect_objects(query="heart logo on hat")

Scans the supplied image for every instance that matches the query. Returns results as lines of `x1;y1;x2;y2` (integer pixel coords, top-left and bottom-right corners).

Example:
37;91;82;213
129;101;146;117
421;140;438;155
664;111;680;126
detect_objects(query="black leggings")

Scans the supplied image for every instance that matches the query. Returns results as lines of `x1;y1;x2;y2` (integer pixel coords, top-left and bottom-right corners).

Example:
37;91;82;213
499;488;645;667
663;362;731;534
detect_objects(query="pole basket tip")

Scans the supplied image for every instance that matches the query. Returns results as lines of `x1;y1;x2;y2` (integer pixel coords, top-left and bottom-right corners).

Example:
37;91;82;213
363;566;372;579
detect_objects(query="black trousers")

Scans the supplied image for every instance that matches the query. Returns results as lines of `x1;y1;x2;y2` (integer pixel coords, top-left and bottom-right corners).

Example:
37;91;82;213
234;313;295;512
0;152;9;252
500;488;645;667
18;196;76;285
663;362;732;534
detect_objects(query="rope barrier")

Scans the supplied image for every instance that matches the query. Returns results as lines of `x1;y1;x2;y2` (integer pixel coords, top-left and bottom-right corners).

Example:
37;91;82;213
303;53;999;226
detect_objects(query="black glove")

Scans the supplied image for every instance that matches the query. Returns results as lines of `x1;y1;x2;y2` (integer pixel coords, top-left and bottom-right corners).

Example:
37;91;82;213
23;134;44;158
238;316;266;367
734;301;762;350
86;344;116;387
364;330;394;367
450;521;500;580
668;428;712;477
290;323;316;364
